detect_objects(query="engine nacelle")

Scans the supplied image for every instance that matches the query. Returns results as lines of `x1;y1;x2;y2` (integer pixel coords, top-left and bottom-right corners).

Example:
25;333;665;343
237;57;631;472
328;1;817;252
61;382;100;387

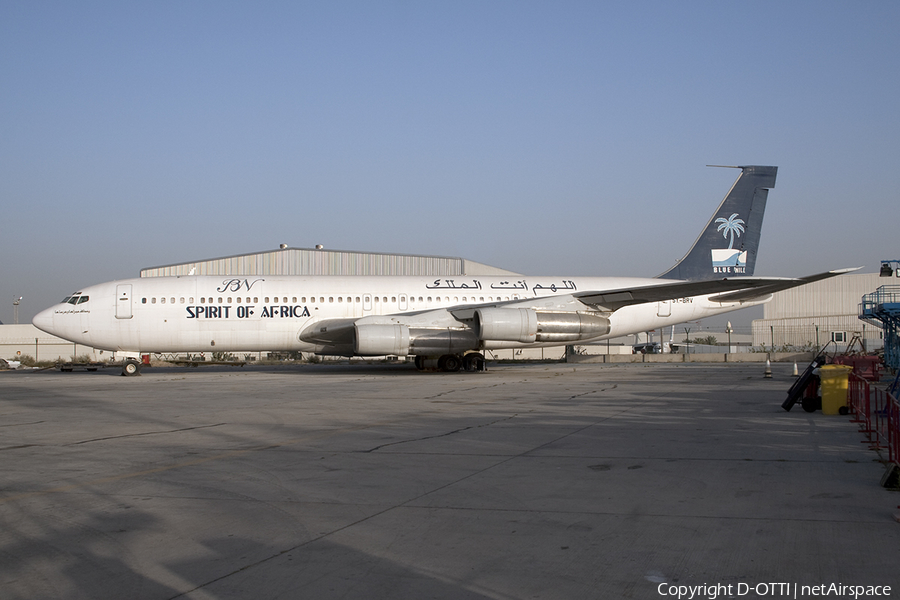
355;323;410;356
476;308;610;343
475;308;538;343
409;328;479;355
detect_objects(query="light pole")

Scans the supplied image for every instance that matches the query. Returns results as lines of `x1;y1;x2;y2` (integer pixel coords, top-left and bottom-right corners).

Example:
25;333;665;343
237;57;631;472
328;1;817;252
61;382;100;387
726;321;733;354
13;296;22;325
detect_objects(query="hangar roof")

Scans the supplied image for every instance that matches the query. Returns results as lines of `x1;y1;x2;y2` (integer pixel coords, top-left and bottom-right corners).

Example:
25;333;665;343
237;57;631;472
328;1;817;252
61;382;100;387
140;247;520;278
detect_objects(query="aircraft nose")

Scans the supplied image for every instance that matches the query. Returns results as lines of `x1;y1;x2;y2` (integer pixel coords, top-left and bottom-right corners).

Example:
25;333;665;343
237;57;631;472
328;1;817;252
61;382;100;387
32;306;56;334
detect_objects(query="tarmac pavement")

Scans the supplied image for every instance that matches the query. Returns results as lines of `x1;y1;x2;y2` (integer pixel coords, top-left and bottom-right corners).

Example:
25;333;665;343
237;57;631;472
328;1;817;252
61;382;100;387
1;362;898;599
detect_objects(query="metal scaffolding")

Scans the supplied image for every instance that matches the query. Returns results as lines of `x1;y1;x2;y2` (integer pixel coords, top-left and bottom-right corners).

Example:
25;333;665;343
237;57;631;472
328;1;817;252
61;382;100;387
860;285;900;371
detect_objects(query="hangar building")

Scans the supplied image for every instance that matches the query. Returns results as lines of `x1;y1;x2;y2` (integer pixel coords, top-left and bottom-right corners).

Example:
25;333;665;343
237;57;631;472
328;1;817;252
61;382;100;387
752;272;886;352
140;246;520;278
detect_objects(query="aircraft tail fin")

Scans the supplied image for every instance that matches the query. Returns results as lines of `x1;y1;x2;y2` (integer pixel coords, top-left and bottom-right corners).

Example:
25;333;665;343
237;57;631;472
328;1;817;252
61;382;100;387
657;165;777;281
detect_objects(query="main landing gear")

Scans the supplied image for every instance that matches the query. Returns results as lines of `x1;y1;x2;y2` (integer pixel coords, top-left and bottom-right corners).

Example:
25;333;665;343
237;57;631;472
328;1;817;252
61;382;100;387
122;359;142;377
415;353;485;373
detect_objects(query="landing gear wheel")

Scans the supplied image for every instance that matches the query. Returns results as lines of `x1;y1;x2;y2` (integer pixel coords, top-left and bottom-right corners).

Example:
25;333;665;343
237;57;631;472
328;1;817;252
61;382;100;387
122;359;142;377
415;356;425;371
438;354;462;372
463;353;485;372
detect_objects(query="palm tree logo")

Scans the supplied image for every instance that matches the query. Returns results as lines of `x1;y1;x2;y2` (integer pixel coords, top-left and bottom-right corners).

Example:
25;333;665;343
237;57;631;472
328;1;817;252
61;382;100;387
715;213;745;249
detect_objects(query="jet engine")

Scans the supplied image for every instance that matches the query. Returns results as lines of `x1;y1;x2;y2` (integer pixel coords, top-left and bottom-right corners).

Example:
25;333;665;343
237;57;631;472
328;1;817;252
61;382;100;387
354;323;480;356
475;308;609;343
355;323;410;356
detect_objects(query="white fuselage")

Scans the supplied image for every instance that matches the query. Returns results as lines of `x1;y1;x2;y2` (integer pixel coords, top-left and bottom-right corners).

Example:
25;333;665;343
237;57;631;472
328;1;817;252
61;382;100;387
32;274;764;355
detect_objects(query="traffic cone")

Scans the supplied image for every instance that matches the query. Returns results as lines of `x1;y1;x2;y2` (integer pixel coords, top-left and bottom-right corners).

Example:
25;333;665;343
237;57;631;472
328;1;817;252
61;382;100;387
764;359;772;378
792;362;799;377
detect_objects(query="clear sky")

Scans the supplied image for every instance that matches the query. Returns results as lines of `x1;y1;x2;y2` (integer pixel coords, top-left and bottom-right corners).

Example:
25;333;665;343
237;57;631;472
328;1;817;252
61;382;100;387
2;1;898;324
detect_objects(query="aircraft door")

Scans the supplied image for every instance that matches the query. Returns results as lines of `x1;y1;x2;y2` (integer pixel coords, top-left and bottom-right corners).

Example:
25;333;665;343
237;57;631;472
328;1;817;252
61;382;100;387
363;294;372;313
399;294;408;311
116;284;133;319
657;300;671;317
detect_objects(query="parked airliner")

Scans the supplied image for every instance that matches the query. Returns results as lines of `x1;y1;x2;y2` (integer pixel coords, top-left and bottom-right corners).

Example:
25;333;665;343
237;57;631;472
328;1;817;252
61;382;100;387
33;166;855;375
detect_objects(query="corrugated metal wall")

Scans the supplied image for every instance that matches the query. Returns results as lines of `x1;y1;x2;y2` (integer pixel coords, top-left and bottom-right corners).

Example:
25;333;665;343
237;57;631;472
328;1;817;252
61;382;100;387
753;272;887;350
140;248;519;277
753;315;883;350
763;273;884;319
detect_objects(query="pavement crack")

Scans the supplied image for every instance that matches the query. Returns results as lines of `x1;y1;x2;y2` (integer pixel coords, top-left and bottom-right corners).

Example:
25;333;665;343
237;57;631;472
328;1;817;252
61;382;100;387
359;414;520;453
566;383;617;401
66;423;228;445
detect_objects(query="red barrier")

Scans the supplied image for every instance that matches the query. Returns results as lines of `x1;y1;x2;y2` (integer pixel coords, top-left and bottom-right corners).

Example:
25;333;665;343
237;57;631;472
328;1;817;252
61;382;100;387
847;372;900;467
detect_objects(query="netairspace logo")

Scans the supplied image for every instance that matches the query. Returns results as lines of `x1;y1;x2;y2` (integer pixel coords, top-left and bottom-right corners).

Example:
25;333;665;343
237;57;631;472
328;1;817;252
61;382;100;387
656;582;892;599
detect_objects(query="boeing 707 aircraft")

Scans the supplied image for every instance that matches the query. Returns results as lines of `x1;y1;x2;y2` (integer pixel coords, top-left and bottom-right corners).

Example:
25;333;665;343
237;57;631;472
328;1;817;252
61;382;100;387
33;166;856;375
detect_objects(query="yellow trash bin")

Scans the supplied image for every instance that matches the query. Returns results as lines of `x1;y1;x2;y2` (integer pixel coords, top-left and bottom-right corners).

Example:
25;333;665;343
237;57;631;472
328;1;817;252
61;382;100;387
818;365;853;415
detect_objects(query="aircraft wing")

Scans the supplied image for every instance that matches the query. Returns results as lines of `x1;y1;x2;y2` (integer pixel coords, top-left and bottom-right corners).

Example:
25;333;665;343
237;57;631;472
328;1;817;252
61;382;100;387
573;269;859;311
705;268;861;303
300;269;860;349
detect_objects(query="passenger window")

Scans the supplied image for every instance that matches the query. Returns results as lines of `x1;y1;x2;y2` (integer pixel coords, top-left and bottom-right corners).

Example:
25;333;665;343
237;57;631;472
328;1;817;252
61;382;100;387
391;296;396;302
292;297;297;303
356;297;360;302
152;298;156;304
319;297;324;303
218;297;223;304
329;297;334;303
374;297;379;303
338;297;343;303
171;298;175;304
236;297;241;303
142;298;147;304
227;297;232;303
302;297;306;303
189;297;194;303
283;297;287;303
161;297;166;304
265;297;269;303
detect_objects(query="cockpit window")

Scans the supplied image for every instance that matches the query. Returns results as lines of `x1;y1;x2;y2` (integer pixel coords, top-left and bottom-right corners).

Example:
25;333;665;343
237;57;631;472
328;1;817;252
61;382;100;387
63;292;86;305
